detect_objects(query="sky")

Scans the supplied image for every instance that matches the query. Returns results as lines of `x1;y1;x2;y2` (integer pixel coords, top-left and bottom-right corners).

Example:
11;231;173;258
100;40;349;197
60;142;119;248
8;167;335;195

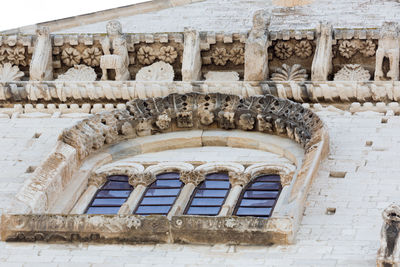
0;0;148;31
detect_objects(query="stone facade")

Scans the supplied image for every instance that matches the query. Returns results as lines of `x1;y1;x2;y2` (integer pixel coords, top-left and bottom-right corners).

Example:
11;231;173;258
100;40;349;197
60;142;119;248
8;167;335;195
1;0;400;266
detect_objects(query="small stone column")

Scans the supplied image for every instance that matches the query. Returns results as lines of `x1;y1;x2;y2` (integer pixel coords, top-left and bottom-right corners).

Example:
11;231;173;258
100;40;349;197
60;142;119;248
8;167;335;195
244;10;271;81
218;172;251;216
167;170;205;219
377;204;400;267
375;22;400;81
311;22;333;81
118;172;156;215
182;28;202;82
29;26;53;81
70;173;107;214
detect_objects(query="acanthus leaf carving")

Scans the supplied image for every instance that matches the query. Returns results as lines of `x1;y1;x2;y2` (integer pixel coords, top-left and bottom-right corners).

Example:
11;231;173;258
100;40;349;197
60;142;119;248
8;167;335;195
228;172;251;187
129;172;155;187
0;63;24;81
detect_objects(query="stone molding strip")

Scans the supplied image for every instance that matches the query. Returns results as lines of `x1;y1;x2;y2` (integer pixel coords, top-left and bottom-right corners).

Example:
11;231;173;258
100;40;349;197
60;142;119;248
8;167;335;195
3;81;400;104
0;214;290;245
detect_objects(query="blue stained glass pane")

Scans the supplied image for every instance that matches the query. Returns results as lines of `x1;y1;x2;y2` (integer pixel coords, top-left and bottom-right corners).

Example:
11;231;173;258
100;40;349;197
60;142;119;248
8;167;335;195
145;188;181;196
247;182;280;190
186;206;220;215
108;175;129;182
103;181;132;190
243;191;279;199
256;175;281;182
91;198;126;206
199;180;230;189
97;190;131;198
239;199;276;207
191;197;224;206
156;172;180;179
86;207;120;214
141;197;176;205
195;189;228;197
205;173;229;180
136;205;171;214
236;207;272;216
151;179;182;188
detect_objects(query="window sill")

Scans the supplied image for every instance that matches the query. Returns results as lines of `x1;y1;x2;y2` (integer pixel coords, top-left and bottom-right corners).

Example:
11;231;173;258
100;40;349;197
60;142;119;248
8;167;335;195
1;214;292;245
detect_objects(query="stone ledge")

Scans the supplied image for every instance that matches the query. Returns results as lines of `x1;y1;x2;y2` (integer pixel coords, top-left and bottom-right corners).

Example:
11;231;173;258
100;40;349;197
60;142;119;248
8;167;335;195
0;214;292;245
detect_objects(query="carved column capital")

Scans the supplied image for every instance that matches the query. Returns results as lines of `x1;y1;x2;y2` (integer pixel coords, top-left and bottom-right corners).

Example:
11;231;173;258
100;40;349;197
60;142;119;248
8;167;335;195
88;173;107;188
229;172;251;187
180;170;205;186
129;172;155;188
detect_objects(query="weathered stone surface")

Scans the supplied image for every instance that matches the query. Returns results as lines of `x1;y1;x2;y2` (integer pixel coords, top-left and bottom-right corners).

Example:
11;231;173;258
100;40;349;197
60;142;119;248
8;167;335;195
135;61;174;81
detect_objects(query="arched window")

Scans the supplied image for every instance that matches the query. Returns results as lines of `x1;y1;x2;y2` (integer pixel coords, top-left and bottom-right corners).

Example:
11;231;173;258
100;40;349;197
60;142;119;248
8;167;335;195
85;175;133;214
233;174;282;218
133;172;183;216
184;172;231;216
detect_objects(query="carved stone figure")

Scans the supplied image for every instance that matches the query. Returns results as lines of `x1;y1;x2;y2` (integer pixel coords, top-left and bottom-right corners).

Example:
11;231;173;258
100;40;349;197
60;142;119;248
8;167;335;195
135;61;174;81
377;204;400;267
271;64;308;81
100;20;130;81
0;63;24;81
30;27;53;81
244;10;270;81
56;65;97;81
375;22;400;81
311;22;333;81
334;64;370;81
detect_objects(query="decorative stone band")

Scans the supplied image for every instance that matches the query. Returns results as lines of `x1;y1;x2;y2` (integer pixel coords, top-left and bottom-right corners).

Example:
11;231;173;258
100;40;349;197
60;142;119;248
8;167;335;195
0;214;292;245
377;204;400;267
3;81;400;104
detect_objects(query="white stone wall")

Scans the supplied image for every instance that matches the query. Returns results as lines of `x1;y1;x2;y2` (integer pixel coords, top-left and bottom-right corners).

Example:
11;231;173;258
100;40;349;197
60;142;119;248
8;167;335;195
0;110;398;266
59;0;400;34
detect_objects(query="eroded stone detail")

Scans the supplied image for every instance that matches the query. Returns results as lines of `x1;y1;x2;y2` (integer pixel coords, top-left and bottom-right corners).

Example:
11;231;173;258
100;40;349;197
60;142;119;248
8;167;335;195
377;204;400;267
0;63;24;82
338;40;357;59
334;64;370;81
228;172;251;187
271;64;308;81
204;71;239;81
311;22;333;81
129;173;155;187
56;65;97;81
274;41;293;60
30;27;53;81
375;22;400;81
135;61;174;81
294;40;313;59
180;170;205;186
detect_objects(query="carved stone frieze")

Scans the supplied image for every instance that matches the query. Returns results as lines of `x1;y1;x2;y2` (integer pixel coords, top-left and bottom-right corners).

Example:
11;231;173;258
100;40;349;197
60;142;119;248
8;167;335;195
338;40;357;59
271;64;308;81
294;40;313;59
274;41;293;60
334;64;370;81
179;170;205;186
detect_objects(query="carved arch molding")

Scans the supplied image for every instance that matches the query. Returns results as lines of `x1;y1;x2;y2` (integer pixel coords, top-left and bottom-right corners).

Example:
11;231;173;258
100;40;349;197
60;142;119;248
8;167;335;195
1;93;329;245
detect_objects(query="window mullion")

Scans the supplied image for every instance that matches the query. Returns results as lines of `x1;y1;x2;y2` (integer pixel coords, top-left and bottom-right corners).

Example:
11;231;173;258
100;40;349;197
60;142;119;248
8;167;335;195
118;184;147;214
218;172;251;216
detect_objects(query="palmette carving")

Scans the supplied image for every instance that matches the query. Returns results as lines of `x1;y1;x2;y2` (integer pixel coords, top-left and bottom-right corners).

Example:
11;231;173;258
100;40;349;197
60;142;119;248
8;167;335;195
0;63;24;81
271;64;308;81
334;64;370;81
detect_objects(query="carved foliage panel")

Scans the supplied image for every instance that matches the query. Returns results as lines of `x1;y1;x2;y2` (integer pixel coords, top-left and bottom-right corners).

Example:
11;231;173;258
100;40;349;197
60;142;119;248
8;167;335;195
268;39;315;81
53;40;104;80
129;39;183;81
332;39;377;80
0;36;34;80
200;33;245;80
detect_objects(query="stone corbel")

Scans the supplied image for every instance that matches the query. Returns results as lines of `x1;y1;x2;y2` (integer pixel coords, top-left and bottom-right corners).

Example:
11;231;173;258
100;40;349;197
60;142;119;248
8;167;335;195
377;204;400;267
311;22;333;81
29;26;53;81
375;22;400;81
244;10;271;81
182;28;202;82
